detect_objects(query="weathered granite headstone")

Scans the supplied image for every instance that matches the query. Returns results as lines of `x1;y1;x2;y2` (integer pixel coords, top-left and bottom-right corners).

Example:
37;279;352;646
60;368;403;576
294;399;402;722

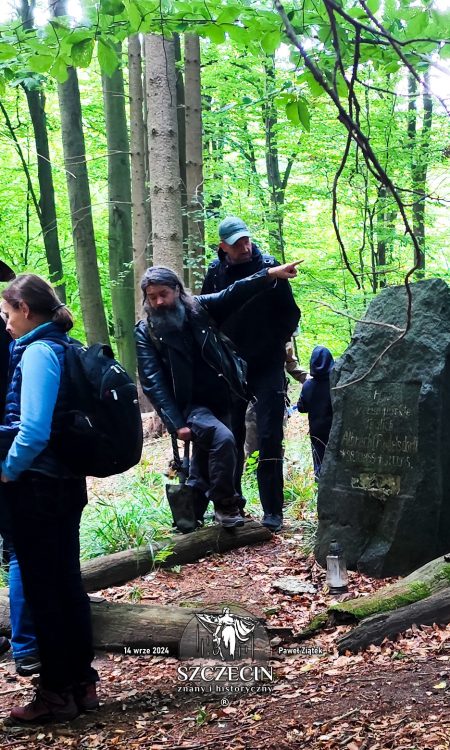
315;278;450;578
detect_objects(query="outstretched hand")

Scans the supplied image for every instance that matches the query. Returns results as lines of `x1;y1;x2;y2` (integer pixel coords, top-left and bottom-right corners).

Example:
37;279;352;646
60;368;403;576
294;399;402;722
268;260;303;280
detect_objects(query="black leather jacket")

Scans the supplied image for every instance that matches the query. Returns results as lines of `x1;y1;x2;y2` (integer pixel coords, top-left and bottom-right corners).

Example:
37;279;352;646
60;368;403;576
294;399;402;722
135;269;274;433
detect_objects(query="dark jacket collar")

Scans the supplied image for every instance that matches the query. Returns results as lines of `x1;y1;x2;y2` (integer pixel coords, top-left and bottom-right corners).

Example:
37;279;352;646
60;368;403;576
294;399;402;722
216;243;265;279
217;242;261;263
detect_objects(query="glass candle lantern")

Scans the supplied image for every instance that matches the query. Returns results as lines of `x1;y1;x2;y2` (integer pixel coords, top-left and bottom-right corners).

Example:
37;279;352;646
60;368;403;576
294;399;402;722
326;540;348;594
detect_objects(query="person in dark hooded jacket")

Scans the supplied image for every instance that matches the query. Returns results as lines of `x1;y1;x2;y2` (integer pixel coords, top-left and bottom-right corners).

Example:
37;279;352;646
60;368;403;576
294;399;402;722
297;346;334;479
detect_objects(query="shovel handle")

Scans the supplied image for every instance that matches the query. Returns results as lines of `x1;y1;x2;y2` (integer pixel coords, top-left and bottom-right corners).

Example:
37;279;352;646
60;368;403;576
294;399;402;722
171;433;181;464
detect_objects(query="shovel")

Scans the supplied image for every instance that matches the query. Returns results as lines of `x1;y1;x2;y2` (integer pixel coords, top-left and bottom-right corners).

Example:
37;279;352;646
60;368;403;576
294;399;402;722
165;436;198;534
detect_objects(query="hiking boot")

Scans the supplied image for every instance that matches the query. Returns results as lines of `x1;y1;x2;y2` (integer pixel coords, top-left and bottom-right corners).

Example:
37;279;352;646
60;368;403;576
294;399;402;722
215;506;245;529
74;681;100;711
16;655;42;677
262;514;283;533
10;687;79;724
0;636;11;656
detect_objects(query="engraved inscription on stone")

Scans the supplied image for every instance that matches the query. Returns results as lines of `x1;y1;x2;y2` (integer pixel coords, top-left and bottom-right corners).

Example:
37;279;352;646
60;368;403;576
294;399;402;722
339;382;419;493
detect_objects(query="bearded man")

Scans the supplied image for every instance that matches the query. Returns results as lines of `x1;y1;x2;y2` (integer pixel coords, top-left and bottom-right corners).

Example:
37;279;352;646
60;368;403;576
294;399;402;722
135;261;300;529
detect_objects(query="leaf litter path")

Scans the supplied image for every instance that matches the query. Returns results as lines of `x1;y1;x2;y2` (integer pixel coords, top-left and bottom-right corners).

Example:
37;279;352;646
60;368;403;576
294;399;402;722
1;530;450;750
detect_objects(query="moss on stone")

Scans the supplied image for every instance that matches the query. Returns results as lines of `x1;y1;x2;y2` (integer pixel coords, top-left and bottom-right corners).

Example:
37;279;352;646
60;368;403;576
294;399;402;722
298;612;329;639
432;564;450;584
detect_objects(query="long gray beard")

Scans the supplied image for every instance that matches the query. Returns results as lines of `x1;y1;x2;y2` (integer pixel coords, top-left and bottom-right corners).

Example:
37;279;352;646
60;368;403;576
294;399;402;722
147;298;186;336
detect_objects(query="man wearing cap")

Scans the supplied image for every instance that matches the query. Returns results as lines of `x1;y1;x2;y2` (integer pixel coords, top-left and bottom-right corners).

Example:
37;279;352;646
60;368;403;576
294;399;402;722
201;217;301;532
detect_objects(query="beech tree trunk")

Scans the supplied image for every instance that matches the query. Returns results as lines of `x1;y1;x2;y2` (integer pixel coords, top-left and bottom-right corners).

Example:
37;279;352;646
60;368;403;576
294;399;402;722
145;34;184;276
128;34;151;320
184;34;205;292
102;45;136;374
408;72;432;274
263;56;299;262
173;32;189;287
54;0;109;343
18;0;65;300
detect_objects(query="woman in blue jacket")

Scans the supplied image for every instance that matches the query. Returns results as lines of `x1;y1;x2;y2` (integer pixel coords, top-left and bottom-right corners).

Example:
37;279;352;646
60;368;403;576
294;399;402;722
298;346;334;479
1;274;98;723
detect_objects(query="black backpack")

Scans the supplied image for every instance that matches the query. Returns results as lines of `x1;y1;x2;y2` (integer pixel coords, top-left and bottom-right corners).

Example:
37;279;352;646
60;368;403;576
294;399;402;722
50;341;143;478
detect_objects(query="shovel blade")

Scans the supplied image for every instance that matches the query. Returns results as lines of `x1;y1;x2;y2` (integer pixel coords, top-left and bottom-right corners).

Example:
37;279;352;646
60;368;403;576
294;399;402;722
166;483;198;534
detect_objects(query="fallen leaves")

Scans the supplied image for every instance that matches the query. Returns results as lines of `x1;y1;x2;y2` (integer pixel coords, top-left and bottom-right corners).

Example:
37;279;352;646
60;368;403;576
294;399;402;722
2;519;450;750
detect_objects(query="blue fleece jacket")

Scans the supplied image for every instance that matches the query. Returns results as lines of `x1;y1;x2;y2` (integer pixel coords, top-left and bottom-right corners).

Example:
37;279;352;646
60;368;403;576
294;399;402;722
2;323;63;480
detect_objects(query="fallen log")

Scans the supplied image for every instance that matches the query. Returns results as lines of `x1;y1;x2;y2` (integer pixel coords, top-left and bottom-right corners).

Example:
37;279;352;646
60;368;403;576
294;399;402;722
0;592;265;653
0;521;272;644
92;600;196;652
329;555;450;623
81;520;271;592
337;588;450;654
298;554;450;642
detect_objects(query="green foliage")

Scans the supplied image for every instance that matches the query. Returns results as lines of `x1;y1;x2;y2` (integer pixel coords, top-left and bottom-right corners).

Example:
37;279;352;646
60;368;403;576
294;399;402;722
98;39;119;77
195;706;210;727
0;0;446;367
0;563;8;588
80;471;173;559
128;584;144;602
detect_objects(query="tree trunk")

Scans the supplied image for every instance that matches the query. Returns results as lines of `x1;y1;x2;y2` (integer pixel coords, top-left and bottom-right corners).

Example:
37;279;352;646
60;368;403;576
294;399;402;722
184;34;204;292
173;33;189;286
54;0;109;343
81;520;271;593
128;34;151;321
145;34;184;276
408;72;432;274
264;57;283;258
19;0;65;300
375;184;387;286
24;88;66;301
263;57;299;262
102;45;136;374
337;588;450;653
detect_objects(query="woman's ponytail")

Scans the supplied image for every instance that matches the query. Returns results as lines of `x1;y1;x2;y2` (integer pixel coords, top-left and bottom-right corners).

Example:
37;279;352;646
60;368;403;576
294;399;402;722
2;274;74;332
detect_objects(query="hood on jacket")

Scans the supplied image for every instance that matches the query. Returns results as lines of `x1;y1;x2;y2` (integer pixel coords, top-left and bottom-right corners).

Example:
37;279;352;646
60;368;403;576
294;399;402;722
310;345;334;379
217;242;261;263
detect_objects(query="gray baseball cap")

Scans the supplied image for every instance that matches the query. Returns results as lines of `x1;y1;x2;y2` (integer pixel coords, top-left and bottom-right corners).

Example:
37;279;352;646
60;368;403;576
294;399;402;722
218;216;250;246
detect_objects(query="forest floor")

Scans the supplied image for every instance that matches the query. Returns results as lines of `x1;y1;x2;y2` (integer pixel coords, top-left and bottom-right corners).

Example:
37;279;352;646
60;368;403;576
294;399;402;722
1;423;450;749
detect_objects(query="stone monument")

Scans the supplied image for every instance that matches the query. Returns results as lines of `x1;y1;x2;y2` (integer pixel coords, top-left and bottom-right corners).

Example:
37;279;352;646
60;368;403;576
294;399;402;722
315;278;450;578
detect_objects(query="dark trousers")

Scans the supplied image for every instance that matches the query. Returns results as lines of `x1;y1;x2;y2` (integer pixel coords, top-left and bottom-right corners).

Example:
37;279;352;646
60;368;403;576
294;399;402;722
232;365;286;516
6;474;98;692
311;434;328;479
186;405;239;510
